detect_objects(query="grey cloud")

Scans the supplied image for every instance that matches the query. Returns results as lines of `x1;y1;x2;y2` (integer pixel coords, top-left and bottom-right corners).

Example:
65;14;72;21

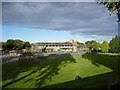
2;2;118;41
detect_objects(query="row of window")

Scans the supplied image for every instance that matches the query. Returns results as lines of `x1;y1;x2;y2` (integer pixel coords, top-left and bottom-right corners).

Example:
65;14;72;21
39;45;73;47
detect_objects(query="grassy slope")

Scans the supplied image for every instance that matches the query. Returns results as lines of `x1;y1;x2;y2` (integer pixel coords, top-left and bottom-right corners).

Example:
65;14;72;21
2;54;120;88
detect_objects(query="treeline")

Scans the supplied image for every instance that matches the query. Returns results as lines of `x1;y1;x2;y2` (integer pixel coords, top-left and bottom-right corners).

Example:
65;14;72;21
78;35;120;53
1;35;120;53
84;40;109;53
1;39;31;51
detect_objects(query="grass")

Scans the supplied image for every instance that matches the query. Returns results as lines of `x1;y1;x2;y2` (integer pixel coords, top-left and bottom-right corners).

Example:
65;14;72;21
2;53;120;88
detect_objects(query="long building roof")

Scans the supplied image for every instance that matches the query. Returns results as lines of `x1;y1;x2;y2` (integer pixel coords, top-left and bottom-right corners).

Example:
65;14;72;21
38;42;72;44
32;42;75;45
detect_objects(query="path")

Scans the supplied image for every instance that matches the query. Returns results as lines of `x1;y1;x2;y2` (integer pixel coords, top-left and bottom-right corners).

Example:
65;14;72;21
1;55;20;64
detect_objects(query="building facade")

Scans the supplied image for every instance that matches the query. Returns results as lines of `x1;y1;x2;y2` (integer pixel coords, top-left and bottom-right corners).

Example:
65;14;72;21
32;40;78;52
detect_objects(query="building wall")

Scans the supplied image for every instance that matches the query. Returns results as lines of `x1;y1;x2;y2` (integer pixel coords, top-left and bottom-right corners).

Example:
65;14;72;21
69;40;77;52
32;40;78;52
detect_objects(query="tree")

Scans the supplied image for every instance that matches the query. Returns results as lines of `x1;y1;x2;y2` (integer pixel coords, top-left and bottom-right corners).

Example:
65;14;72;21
101;41;109;53
97;0;120;22
6;39;15;50
77;41;84;45
14;40;24;50
23;42;31;49
2;42;7;51
109;35;120;53
92;42;99;52
85;40;97;50
2;39;31;51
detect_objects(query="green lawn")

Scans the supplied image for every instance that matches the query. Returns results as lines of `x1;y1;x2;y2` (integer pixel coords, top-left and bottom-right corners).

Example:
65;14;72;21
2;53;120;88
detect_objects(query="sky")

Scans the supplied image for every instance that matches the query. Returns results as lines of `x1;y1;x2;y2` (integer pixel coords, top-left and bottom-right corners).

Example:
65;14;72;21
2;2;118;43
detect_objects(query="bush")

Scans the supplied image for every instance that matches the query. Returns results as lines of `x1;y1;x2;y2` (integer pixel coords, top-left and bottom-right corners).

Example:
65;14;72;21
21;52;34;56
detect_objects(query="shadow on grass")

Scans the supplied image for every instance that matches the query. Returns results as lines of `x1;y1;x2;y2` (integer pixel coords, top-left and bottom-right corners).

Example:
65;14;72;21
81;53;120;73
3;53;120;88
2;53;76;88
43;72;111;88
35;53;76;88
43;53;120;88
82;53;120;88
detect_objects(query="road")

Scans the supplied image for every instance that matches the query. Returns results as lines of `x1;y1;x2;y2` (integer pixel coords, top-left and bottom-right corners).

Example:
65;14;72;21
1;52;87;64
47;52;86;58
0;55;20;64
35;52;86;61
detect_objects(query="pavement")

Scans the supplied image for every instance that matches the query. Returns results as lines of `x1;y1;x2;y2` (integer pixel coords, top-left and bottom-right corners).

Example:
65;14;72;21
47;52;86;58
1;52;86;64
1;55;20;64
35;52;86;61
1;52;119;64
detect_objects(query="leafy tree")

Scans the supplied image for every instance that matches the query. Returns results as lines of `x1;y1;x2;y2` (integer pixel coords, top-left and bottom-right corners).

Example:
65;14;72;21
77;41;84;45
85;40;97;50
23;42;31;49
2;39;31;51
2;42;7;51
92;42;99;52
101;41;109;53
97;0;120;22
6;39;15;50
109;35;120;53
14;40;24;50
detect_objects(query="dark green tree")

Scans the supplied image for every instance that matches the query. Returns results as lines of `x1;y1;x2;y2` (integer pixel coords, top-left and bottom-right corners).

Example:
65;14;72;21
109;35;120;53
23;42;31;49
101;41;109;53
14;40;24;50
2;42;7;51
6;39;15;50
77;41;84;45
3;39;31;51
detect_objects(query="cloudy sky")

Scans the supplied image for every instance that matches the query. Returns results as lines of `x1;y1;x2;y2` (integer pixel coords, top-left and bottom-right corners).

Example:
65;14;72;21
2;2;118;43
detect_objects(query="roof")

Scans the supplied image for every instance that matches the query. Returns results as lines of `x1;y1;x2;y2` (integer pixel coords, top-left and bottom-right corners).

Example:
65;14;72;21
33;42;74;45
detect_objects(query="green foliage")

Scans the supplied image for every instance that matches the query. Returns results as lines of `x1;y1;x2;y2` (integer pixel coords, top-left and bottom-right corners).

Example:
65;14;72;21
77;41;84;45
97;1;120;22
22;52;34;56
2;42;7;50
85;40;99;52
2;39;31;51
101;41;109;53
85;40;96;48
23;42;31;49
83;50;91;52
92;42;99;51
109;35;120;53
6;39;15;50
14;40;24;50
